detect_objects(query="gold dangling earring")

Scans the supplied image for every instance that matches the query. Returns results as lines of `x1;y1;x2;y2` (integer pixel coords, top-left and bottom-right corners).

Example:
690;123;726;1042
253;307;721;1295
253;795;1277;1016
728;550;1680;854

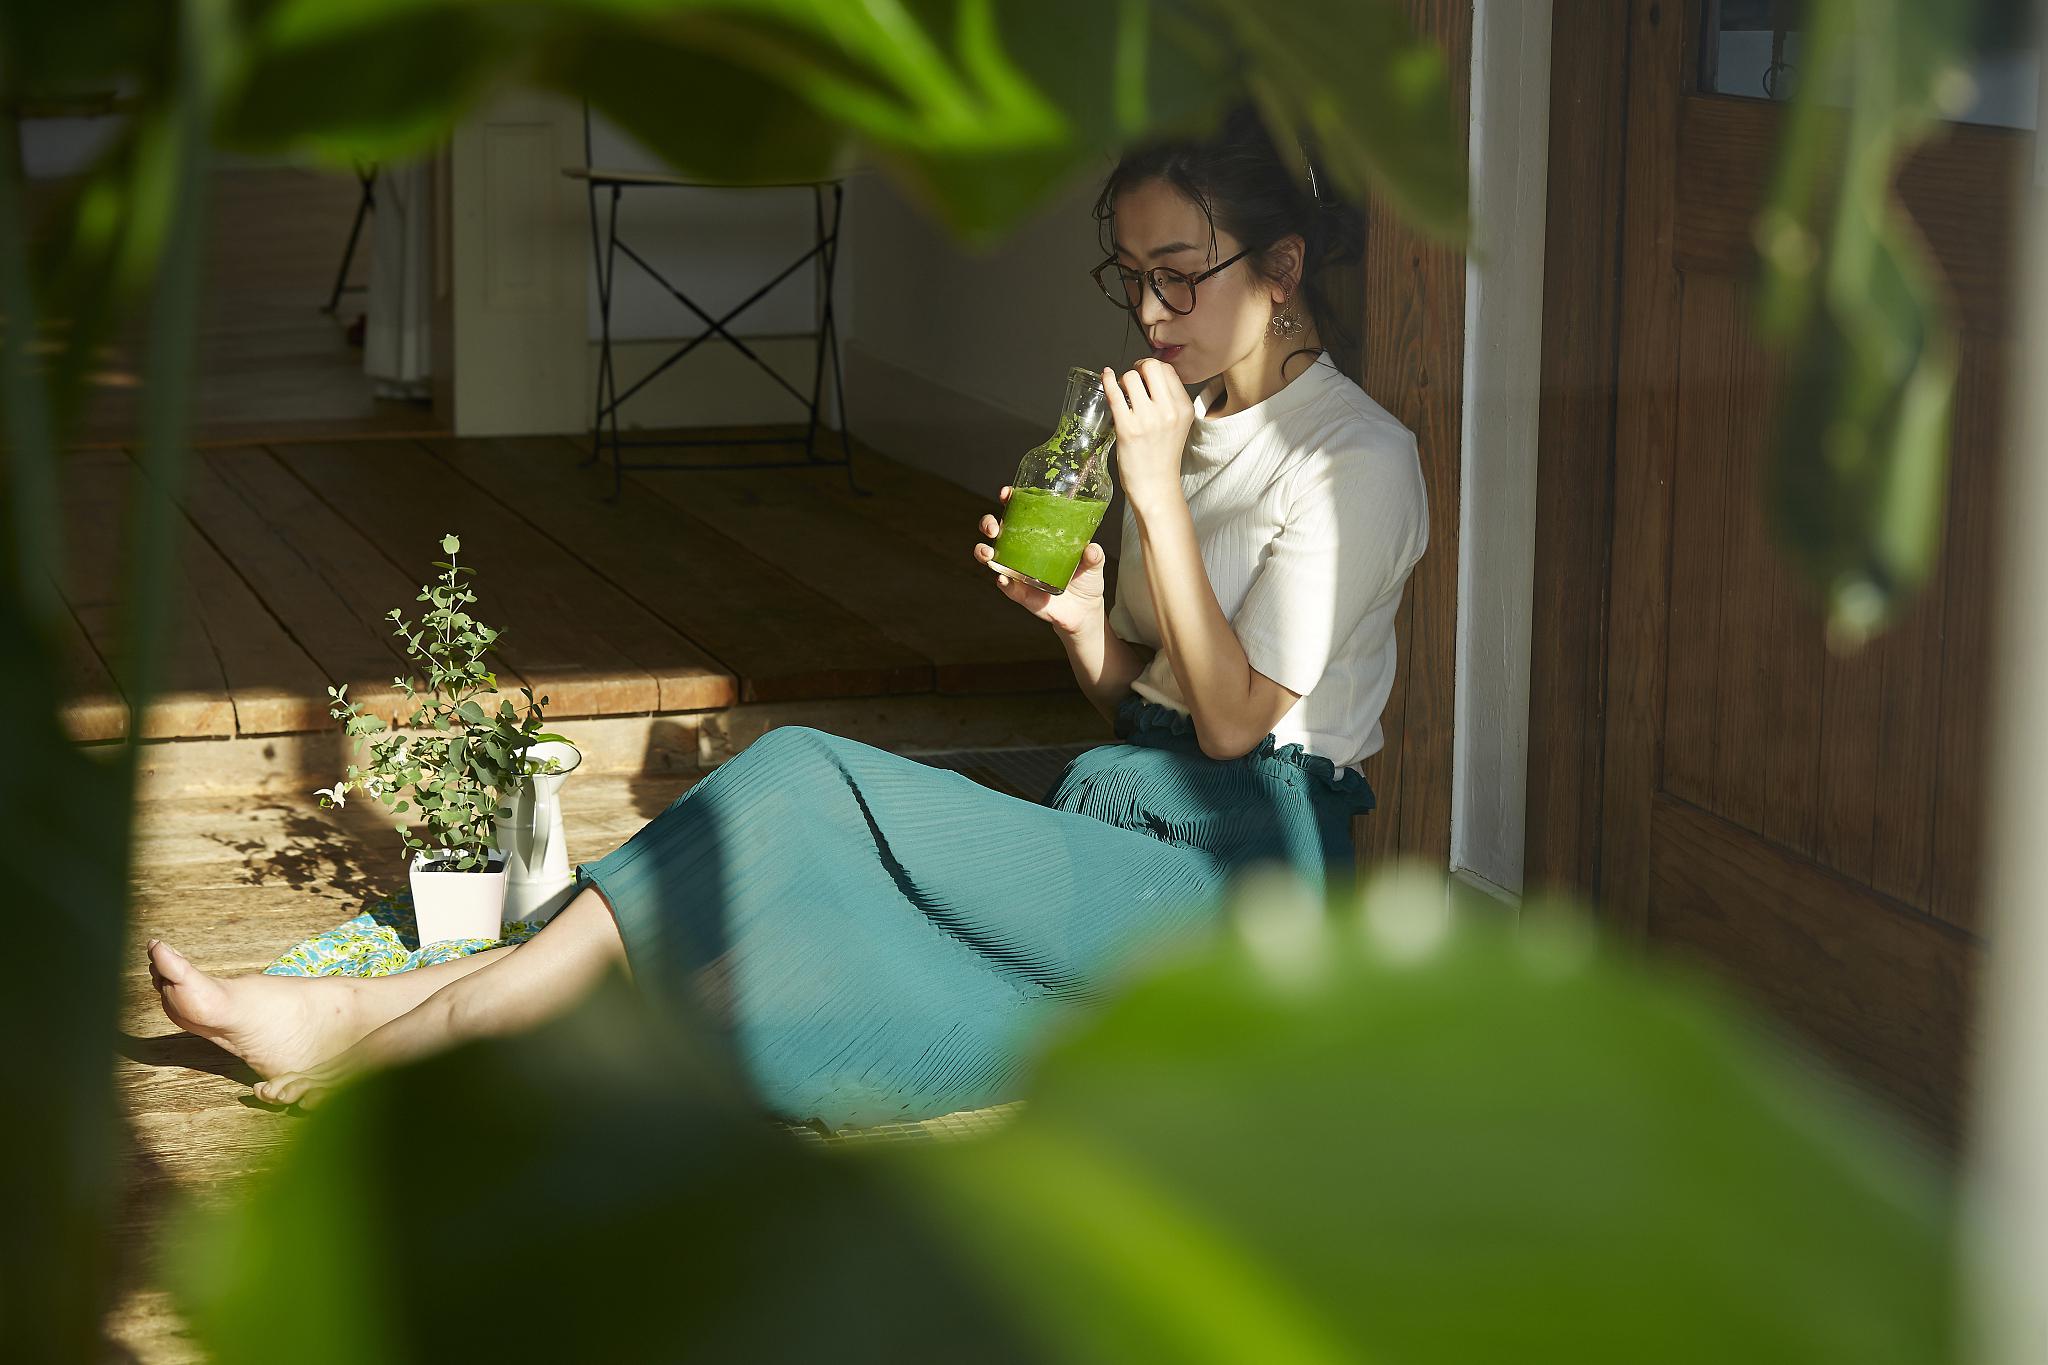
1269;293;1305;340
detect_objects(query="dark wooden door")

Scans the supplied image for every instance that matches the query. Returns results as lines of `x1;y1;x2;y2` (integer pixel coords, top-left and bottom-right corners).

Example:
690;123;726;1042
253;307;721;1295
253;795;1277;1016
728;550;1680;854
1589;0;2025;1151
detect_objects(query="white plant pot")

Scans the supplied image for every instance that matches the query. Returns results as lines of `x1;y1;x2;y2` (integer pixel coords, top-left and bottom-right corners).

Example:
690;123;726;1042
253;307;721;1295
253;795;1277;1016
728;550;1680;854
408;848;510;946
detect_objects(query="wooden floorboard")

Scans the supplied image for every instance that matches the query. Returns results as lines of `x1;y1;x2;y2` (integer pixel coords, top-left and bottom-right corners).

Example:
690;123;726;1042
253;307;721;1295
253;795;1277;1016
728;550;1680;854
52;590;129;742
59;451;245;739
823;443;1125;609
56;430;1093;742
420;434;934;704
270;438;737;717
119;449;343;736
181;444;528;727
582;434;1073;693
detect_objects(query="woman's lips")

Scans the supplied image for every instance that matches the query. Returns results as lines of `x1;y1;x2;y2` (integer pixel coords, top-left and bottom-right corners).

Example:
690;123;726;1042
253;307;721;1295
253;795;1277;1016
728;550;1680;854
1150;344;1185;361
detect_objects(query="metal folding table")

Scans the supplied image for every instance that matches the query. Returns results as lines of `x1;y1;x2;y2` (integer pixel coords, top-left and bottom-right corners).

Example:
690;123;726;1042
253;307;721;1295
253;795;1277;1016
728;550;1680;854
565;163;863;500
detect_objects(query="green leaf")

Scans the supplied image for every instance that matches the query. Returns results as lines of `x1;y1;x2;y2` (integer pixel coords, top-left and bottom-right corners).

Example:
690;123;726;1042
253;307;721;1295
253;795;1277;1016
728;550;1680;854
173;871;1954;1365
1755;0;1969;644
1205;0;1467;240
908;870;1956;1364
171;982;1034;1362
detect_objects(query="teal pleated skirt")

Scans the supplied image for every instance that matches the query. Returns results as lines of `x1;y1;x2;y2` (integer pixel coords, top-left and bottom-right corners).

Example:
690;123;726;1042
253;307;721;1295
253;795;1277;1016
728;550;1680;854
571;695;1375;1128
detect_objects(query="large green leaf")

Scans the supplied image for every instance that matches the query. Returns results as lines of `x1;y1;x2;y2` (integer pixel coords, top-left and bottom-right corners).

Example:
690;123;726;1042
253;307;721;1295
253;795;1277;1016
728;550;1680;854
910;870;1959;1364
0;0;224;1356
205;0;1462;243
214;0;525;164
541;27;854;185
1755;0;1972;646
1214;0;1467;240
171;980;1044;1364
175;872;1956;1363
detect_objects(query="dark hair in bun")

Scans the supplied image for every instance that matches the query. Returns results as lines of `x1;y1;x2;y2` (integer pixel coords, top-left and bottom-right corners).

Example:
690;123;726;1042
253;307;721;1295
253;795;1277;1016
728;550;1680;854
1093;103;1367;377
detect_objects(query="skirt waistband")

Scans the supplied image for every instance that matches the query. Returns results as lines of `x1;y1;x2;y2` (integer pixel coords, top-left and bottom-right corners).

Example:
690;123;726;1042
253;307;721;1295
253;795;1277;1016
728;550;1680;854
1112;695;1376;812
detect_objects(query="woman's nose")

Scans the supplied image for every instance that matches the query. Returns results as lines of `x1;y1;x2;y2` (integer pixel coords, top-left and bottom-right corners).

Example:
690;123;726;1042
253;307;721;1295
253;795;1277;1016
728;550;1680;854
1134;285;1173;329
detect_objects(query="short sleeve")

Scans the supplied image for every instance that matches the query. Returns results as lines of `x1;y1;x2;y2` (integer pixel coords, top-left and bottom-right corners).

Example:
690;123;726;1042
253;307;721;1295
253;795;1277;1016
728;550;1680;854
1232;436;1428;695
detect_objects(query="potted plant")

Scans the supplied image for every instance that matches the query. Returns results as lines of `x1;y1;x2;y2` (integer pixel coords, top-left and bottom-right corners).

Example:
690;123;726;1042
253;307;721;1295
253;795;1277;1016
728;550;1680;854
315;533;571;946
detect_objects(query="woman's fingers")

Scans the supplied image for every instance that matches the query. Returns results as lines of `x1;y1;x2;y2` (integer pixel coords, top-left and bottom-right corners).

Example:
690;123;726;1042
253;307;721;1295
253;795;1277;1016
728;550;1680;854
1132;357;1169;403
1118;367;1151;410
1101;367;1129;414
1000;484;1012;501
988;563;1052;613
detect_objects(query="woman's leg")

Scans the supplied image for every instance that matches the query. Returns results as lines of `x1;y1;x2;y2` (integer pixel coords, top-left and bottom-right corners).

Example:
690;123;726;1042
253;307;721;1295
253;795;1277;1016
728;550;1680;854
147;937;513;1079
252;886;628;1108
147;886;621;1081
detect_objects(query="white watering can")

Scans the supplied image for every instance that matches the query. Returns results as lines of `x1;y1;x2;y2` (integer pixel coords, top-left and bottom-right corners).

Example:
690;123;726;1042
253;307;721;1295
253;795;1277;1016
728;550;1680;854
492;739;582;926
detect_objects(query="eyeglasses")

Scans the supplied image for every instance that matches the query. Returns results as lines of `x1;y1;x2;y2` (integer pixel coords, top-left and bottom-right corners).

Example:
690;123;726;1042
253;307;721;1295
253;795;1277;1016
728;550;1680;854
1091;246;1251;316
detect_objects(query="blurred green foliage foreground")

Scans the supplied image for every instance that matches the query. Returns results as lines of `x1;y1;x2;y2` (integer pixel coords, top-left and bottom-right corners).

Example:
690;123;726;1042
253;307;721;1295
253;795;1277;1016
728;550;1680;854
0;0;1977;1359
174;870;1959;1365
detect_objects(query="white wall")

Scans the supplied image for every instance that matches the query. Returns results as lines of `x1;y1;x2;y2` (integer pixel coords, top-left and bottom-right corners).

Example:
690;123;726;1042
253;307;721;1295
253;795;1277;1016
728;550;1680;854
841;161;1140;426
582;114;824;340
838;159;1146;550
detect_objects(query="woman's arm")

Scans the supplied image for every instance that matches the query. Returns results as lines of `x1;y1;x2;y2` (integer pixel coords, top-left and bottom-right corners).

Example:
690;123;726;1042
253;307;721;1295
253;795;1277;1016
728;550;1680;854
1059;613;1152;726
1131;493;1300;757
1105;361;1302;759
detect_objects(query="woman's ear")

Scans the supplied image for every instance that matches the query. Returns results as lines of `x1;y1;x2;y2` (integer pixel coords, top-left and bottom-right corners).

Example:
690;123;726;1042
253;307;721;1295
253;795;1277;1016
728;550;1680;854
1272;232;1307;301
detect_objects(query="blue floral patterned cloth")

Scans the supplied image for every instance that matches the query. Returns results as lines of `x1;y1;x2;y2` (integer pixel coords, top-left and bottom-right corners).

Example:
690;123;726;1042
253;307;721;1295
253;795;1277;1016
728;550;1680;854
263;888;546;977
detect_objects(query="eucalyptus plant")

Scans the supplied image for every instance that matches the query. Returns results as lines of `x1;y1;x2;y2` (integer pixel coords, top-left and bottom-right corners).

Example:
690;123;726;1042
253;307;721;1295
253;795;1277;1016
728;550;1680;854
318;533;566;873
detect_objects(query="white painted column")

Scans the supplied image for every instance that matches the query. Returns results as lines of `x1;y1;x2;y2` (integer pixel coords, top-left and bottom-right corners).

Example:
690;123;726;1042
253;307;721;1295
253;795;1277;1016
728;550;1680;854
1964;11;2048;1351
1449;0;1554;900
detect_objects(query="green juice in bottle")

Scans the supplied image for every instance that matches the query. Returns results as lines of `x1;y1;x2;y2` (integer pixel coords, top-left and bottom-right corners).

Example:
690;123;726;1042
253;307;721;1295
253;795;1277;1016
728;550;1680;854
990;368;1117;594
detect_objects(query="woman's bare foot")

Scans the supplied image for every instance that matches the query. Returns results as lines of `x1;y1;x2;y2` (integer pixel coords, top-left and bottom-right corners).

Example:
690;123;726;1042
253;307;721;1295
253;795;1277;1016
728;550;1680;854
147;940;364;1081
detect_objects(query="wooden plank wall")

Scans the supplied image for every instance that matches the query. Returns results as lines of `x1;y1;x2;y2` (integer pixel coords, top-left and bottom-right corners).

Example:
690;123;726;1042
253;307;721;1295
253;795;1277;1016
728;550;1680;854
1358;0;1473;868
1523;0;1631;899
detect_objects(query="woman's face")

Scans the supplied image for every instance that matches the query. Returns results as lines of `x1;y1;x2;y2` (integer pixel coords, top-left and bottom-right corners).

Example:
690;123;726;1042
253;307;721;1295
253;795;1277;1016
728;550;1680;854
1108;178;1278;385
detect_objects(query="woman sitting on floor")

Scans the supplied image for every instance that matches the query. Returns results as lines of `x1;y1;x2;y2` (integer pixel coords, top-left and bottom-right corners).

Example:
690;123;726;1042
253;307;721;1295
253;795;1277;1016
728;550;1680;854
146;106;1430;1129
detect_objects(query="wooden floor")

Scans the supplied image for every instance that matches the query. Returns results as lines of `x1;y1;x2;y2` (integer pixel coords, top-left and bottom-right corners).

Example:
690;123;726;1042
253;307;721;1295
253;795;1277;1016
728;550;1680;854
54;427;1102;747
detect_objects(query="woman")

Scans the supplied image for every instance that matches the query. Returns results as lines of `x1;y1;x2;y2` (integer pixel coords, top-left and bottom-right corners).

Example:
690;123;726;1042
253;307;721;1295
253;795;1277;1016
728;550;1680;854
146;107;1429;1128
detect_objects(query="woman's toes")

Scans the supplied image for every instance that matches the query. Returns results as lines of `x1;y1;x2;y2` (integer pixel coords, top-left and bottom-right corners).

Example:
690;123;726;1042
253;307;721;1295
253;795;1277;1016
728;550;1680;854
149;939;190;981
149;941;231;1031
255;1072;329;1109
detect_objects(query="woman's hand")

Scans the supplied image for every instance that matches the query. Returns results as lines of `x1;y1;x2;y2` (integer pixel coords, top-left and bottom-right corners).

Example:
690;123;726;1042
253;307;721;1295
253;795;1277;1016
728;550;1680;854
1102;359;1193;512
974;485;1109;637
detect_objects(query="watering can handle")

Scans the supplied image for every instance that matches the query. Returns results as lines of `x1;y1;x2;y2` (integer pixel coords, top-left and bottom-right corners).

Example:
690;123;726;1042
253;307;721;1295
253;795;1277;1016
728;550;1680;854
529;779;553;870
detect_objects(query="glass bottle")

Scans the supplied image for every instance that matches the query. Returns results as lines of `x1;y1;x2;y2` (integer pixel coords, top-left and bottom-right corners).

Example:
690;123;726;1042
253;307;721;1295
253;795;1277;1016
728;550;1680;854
989;366;1118;594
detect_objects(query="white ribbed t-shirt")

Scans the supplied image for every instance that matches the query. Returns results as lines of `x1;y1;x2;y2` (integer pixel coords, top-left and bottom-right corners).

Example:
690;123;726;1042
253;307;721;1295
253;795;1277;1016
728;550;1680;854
1105;355;1429;775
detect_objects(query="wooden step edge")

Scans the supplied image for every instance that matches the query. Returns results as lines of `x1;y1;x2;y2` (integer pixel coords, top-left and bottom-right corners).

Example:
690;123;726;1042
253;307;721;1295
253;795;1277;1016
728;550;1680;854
109;691;1112;801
